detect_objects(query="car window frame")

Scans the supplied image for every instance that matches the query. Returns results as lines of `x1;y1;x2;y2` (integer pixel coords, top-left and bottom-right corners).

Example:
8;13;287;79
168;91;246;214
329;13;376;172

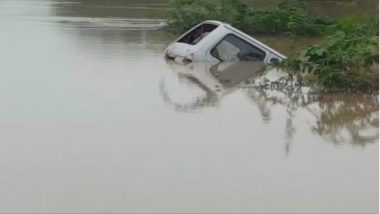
209;33;267;62
176;23;218;46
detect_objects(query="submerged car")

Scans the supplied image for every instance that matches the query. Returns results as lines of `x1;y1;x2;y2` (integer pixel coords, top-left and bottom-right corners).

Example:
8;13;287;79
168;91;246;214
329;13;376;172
166;20;286;64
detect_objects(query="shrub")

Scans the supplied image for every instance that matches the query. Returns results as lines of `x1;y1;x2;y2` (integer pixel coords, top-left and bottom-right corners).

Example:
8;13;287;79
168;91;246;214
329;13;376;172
244;8;333;36
167;0;333;36
282;16;379;92
167;0;220;34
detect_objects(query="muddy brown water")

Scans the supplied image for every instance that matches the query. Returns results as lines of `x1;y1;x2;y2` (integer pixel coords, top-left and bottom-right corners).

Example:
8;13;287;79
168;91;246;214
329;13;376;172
0;0;378;213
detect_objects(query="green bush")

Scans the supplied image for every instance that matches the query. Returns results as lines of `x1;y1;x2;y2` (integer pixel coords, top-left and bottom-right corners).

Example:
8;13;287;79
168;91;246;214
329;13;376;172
167;0;378;92
244;9;333;36
167;0;219;34
167;0;333;36
282;16;379;92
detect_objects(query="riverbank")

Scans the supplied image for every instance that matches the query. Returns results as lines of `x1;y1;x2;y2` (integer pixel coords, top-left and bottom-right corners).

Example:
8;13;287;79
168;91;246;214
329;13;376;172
166;0;379;92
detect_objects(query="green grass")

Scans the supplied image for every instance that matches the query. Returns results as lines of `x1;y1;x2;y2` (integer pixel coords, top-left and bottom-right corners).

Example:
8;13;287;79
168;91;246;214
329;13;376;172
167;0;333;36
167;0;379;92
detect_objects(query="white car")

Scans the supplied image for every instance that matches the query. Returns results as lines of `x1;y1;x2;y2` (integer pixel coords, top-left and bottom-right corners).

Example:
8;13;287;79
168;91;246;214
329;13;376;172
165;20;286;64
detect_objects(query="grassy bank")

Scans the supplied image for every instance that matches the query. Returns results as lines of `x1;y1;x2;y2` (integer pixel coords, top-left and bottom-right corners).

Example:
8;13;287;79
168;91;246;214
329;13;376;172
282;16;379;92
167;0;379;92
167;0;333;36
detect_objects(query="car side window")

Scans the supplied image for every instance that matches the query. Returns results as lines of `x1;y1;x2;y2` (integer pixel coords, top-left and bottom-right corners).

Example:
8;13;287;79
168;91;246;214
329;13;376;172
211;34;266;62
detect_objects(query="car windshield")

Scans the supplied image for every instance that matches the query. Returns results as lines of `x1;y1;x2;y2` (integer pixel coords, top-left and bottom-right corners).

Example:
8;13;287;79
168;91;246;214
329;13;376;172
177;24;218;45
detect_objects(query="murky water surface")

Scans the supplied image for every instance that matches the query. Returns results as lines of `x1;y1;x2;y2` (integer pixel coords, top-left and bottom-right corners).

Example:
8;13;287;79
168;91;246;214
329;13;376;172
0;0;378;213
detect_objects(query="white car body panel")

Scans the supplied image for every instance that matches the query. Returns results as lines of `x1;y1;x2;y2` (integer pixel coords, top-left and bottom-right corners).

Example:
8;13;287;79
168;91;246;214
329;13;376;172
165;20;286;63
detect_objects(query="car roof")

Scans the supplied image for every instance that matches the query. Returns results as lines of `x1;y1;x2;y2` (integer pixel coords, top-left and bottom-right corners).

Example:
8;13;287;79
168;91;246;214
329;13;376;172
200;20;286;59
201;20;225;26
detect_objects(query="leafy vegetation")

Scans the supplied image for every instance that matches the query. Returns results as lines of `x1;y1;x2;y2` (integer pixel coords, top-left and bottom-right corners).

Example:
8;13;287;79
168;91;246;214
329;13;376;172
167;0;379;92
282;16;379;92
167;0;333;36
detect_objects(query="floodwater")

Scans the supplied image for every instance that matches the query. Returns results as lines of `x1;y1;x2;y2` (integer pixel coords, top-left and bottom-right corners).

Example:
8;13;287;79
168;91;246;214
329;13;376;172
0;0;378;213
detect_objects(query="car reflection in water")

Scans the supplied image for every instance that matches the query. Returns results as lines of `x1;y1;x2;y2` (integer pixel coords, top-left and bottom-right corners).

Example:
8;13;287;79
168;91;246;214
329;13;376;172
160;60;266;112
160;60;378;153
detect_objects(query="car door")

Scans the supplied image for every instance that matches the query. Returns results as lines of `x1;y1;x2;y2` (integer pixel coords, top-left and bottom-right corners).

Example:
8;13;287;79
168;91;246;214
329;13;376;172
209;34;267;63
